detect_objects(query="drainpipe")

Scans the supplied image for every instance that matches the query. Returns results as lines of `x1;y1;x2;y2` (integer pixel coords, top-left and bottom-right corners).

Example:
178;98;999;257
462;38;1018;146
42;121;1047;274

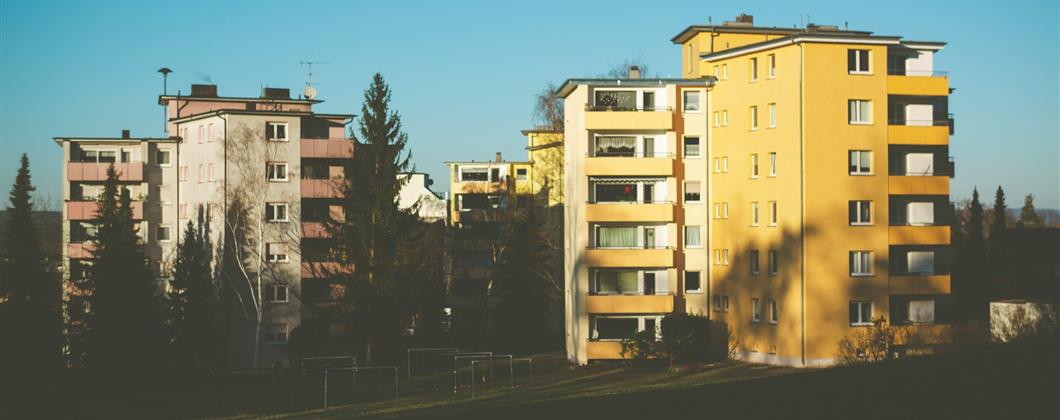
797;40;807;367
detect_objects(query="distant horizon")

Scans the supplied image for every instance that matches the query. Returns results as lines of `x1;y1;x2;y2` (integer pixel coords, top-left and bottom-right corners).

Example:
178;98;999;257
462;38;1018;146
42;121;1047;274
1;0;1057;207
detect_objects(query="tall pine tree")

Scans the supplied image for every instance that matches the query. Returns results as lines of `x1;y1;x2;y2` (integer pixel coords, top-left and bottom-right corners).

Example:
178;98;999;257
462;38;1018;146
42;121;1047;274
955;188;989;321
1018;194;1041;227
168;207;215;369
335;73;412;363
988;186;1009;268
88;165;163;374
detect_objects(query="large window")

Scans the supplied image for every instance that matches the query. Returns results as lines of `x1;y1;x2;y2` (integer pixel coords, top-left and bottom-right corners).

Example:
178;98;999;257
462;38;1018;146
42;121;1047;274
595;136;637;157
849;150;872;175
595;226;638;248
907;251;935;274
593;317;639;340
849;200;872;225
266;202;289;222
848;100;872;124
848;49;871;74
905;153;934;176
460;168;488;181
595;183;638;203
266;122;288;142
907;202;935;225
685;271;702;292
684;225;701;248
908;300;935;324
850;251;873;276
594;90;636;110
595;270;639;295
683;91;701;112
849;301;873;326
684;137;701;157
266;162;288;182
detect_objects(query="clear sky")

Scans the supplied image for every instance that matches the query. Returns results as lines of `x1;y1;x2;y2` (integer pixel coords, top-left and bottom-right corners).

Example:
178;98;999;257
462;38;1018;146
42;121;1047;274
2;0;1057;209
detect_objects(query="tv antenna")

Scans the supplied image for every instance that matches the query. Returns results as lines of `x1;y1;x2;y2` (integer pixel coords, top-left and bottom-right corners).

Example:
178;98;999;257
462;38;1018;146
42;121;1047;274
300;60;330;99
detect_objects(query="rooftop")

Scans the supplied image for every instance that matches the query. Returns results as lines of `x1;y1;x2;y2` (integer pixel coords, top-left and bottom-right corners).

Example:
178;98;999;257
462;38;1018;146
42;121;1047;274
556;78;714;98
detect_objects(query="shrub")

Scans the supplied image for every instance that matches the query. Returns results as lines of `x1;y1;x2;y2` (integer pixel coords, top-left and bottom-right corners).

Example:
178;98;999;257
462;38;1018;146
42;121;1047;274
621;313;730;365
836;316;897;365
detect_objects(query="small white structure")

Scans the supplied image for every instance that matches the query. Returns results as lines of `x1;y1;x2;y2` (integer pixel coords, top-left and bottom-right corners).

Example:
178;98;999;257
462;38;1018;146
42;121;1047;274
989;300;1058;343
397;173;446;222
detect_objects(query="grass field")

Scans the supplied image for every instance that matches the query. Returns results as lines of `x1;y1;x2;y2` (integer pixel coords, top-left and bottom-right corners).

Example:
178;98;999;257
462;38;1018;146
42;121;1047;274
14;338;1057;419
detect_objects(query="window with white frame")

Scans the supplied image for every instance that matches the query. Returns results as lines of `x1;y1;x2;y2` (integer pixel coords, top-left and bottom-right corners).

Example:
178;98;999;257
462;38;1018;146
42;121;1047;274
723;249;729;265
266;243;289;263
266;202;289;222
907;251;935;274
750;106;758;130
265;323;289;344
722;64;728;79
157;225;172;242
751;154;759;178
714;203;721;219
684;136;701;157
460;167;489;181
848;49;871;74
749;57;758;81
713;111;720;127
722;156;729;172
684;225;702;248
768;250;778;275
685;271;702;292
849;150;872;175
768;103;776;128
683;91;701;112
768;54;776;78
769;300;778;324
769;201;778;226
516;168;528;181
750;249;760;275
266;284;289;303
207;123;214;143
714;249;722;265
752;298;761;322
723;202;729;219
907;202;935;225
850;251;873;276
848;100;872;124
156;149;171;166
849;200;872;225
722;110;729;126
751;202;760;226
769;152;777;176
198;164;205;183
849;301;873;326
713;65;719;78
905;153;934;176
266;122;288;141
684;181;701;203
198;125;205;144
713;157;721;173
266;162;289;181
207;163;215;182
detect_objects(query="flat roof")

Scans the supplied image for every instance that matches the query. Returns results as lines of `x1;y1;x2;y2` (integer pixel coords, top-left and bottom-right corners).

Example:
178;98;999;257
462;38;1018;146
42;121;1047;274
556;78;714;98
158;94;322;106
699;33;909;61
445;160;532;165
169;109;355;124
671;24;874;44
53;136;179;146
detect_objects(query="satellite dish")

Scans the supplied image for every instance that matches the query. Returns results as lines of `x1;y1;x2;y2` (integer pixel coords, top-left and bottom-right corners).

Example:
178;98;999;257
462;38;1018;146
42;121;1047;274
303;86;317;99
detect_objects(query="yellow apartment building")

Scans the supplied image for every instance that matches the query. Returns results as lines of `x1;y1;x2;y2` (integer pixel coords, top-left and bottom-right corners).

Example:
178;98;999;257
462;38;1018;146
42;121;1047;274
564;15;953;366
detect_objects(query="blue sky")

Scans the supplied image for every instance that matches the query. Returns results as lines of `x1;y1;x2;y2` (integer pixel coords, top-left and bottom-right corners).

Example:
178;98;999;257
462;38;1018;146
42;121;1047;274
2;0;1057;208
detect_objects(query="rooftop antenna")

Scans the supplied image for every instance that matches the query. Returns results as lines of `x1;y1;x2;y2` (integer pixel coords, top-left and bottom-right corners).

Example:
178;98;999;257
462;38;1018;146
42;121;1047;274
708;16;712;25
300;60;330;99
158;67;173;135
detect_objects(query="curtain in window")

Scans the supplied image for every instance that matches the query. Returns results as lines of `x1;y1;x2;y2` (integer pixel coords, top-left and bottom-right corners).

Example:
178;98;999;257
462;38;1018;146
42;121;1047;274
907;202;935;225
597;226;637;248
595;136;636;156
908;300;935;324
685;226;701;247
594;91;636;109
597;271;638;294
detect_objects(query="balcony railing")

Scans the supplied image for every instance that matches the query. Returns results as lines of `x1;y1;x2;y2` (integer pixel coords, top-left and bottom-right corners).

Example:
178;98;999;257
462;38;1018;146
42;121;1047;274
585;105;673;112
887;69;948;77
587;200;673;205
588;245;672;250
887;118;951;127
588;152;674;158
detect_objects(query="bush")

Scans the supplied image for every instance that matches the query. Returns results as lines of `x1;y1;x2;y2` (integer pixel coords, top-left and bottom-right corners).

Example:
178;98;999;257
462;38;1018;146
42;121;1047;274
621;313;730;365
836;317;897;365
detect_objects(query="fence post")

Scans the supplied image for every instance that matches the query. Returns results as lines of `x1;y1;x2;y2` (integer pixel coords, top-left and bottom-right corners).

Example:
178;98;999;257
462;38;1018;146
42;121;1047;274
471;361;476;400
323;369;329;409
394;367;399;399
509;356;514;388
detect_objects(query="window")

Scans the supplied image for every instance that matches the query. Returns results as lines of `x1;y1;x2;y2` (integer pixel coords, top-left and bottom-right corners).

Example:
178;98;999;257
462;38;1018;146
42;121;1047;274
179;203;188;219
516;168;528;181
684;181;701;203
179;166;187;182
752;298;761;322
713;65;719;78
751;202;760;226
460;168;489;181
156;149;171;166
907;202;935;225
768;250;778;275
907;251;935;274
905;153;934;176
723;249;729;265
722;110;729;126
684;225;701;248
850;251;873;276
849;200;872;225
750;106;758;130
157;225;172;242
593;317;639;340
266;284;288;303
749;57;758;81
266;122;288;141
722;64;728;79
198;125;205;144
750;154;759;178
266;243;289;263
722;157;729;172
768;54;776;78
713;111;720;127
713;157;721;173
595;270;639;295
909;300;935;324
714;249;721;265
750;249;760;275
723;295;730;311
642;91;655;110
849;150;872;175
266;162;289;181
265;323;289;344
714;295;721;311
207;163;215;182
266;202;289;222
207;123;214;143
848;49;871;74
848;100;872;124
683;136;700;157
723;202;729;219
595;136;637;157
768;103;776;128
685;271;702;292
769;300;779;324
769;201;778;226
714;203;721;219
198;164;205;183
769;152;777;176
683;91;701;112
850;301;873;326
595;226;639;248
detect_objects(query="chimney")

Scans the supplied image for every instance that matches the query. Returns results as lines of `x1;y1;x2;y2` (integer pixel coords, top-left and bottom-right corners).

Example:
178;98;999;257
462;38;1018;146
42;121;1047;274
628;65;641;80
190;84;218;97
735;13;753;24
121;129;131;139
495;152;503;163
262;87;291;99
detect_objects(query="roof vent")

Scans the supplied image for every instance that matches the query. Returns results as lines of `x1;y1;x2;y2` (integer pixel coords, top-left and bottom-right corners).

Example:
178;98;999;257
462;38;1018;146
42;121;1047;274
495;152;503;163
190;84;218;97
628;66;641;80
121;129;131;139
262;87;290;99
724;13;754;27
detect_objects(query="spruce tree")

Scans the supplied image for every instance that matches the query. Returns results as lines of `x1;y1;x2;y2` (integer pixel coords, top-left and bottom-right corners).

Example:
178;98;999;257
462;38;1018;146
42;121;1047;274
168;207;215;369
336;73;412;363
988;186;1009;265
1018;194;1041;227
88;165;163;375
955;188;989;321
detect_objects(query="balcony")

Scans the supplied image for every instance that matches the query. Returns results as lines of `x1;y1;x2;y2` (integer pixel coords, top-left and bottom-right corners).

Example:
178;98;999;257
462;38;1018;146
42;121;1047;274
585;247;674;268
585;106;673;131
301;222;330;238
301;179;343;198
585;341;625;359
891;274;951;295
67;162;144;182
67;200;143;220
585;294;674;314
585;202;674;222
585;155;674;177
889;176;949;196
887;73;949;96
301;138;354;158
301;261;353;278
887;123;950;146
889;226;951;245
67;241;95;259
452;208;510;224
452;181;508;195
